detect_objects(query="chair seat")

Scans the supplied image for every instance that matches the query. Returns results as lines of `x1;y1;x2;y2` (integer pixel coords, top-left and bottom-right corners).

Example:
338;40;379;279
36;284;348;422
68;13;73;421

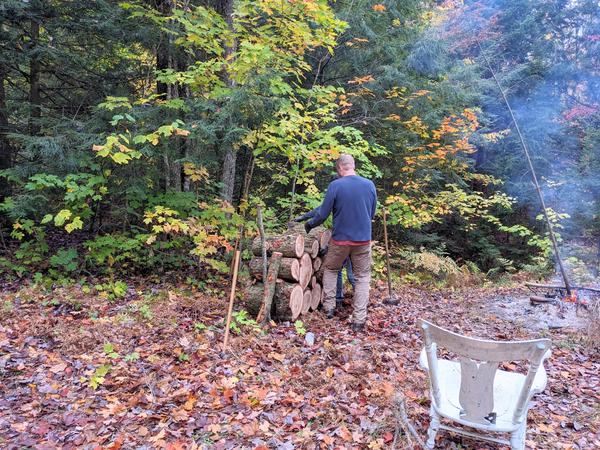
420;350;547;432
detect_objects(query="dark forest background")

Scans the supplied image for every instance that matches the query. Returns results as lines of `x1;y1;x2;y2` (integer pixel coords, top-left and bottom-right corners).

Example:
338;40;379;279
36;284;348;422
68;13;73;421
1;0;598;284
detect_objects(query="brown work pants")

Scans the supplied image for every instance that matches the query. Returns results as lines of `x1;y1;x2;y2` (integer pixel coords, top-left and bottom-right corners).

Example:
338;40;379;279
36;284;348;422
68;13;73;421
323;242;372;324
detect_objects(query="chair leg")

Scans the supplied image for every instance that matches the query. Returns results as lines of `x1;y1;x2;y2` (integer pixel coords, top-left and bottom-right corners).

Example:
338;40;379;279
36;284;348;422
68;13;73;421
510;421;526;450
426;406;441;449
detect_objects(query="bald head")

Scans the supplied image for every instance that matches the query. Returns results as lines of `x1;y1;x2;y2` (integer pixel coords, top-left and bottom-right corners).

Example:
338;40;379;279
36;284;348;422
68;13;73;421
335;154;356;176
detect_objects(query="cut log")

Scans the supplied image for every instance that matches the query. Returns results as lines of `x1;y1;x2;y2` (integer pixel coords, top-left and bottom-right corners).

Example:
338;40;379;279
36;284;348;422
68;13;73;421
310;225;326;236
302;289;312;314
310;276;317;290
312;257;322;272
310;283;322;310
319;229;332;249
298;253;313;289
273;281;303;322
251;234;305;258
530;295;556;305
315;264;324;283
249;257;300;282
306;238;319;258
260;252;282;324
287;223;322;258
245;283;274;319
302;288;312;314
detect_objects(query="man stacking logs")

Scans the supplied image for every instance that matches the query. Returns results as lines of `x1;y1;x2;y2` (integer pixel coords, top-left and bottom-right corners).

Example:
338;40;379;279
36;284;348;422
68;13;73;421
244;225;331;322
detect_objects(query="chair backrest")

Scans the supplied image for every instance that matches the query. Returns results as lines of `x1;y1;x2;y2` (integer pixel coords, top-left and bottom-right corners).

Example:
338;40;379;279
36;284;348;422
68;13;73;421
418;319;551;425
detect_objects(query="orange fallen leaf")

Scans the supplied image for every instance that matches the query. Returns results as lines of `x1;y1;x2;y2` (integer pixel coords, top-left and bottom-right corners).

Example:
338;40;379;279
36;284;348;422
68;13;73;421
149;428;166;443
322;435;334;445
106;435;124;450
537;423;555;433
338;425;353;442
268;352;285;362
223;388;234;402
11;422;27;433
208;423;221;433
183;394;197;411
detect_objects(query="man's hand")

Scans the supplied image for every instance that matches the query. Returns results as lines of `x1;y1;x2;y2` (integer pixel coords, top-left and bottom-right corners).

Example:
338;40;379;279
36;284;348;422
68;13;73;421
304;222;313;234
294;213;308;222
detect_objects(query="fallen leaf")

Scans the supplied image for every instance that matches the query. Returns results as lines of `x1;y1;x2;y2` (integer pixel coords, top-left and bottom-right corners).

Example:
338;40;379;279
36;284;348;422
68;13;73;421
338;425;353;442
149;429;166;443
183;394;197;411
208;423;221;433
268;352;285;362
106;434;124;450
49;363;67;374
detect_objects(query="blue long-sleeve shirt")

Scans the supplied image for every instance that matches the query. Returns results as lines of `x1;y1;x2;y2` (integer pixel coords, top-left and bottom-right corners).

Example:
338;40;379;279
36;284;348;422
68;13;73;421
307;175;377;242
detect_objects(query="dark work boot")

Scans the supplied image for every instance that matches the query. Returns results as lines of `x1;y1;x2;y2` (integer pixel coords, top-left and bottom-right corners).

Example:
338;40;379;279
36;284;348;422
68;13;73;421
325;309;335;319
350;322;365;332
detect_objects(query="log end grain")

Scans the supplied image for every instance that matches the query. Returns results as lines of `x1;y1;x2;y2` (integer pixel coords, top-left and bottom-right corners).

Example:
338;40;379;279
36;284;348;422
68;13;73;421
299;253;312;289
310;283;322;311
302;288;312;315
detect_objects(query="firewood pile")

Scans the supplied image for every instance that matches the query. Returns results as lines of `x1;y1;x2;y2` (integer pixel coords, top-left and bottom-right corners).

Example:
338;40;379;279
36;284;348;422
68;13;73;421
244;224;331;322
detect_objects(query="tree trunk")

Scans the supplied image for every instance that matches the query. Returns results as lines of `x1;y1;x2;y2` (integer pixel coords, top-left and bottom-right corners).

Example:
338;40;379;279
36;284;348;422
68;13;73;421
249;257;300;282
220;148;236;204
29;18;41;135
0;69;13;202
251;233;305;258
155;0;171;97
155;0;172;191
212;0;237;203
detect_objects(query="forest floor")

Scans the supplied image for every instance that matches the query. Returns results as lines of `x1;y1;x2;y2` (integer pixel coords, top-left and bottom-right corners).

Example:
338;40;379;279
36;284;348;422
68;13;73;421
0;277;598;449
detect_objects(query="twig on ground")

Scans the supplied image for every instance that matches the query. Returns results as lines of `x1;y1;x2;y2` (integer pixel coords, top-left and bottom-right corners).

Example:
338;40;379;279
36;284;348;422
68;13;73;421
392;392;427;449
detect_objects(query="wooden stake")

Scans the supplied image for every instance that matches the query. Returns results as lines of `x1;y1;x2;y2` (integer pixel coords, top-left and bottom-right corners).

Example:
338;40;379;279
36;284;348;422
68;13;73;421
223;249;241;350
229;224;244;277
383;208;394;300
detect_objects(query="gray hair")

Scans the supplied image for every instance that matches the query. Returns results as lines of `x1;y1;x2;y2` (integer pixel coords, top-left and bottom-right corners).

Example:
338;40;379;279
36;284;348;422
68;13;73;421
336;154;355;169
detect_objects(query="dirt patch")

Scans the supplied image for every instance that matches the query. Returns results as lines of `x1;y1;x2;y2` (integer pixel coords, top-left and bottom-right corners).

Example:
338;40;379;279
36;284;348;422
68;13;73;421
488;294;590;331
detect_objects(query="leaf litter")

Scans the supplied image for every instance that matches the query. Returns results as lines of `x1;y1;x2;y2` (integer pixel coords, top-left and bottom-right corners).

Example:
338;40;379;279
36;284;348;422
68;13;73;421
0;279;598;449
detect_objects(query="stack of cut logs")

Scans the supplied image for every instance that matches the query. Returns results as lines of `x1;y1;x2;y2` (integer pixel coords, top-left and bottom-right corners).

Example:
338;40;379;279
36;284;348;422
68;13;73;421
245;225;332;322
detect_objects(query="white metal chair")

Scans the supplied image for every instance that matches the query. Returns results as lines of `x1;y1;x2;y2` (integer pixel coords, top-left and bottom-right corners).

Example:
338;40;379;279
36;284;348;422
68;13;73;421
417;319;551;450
